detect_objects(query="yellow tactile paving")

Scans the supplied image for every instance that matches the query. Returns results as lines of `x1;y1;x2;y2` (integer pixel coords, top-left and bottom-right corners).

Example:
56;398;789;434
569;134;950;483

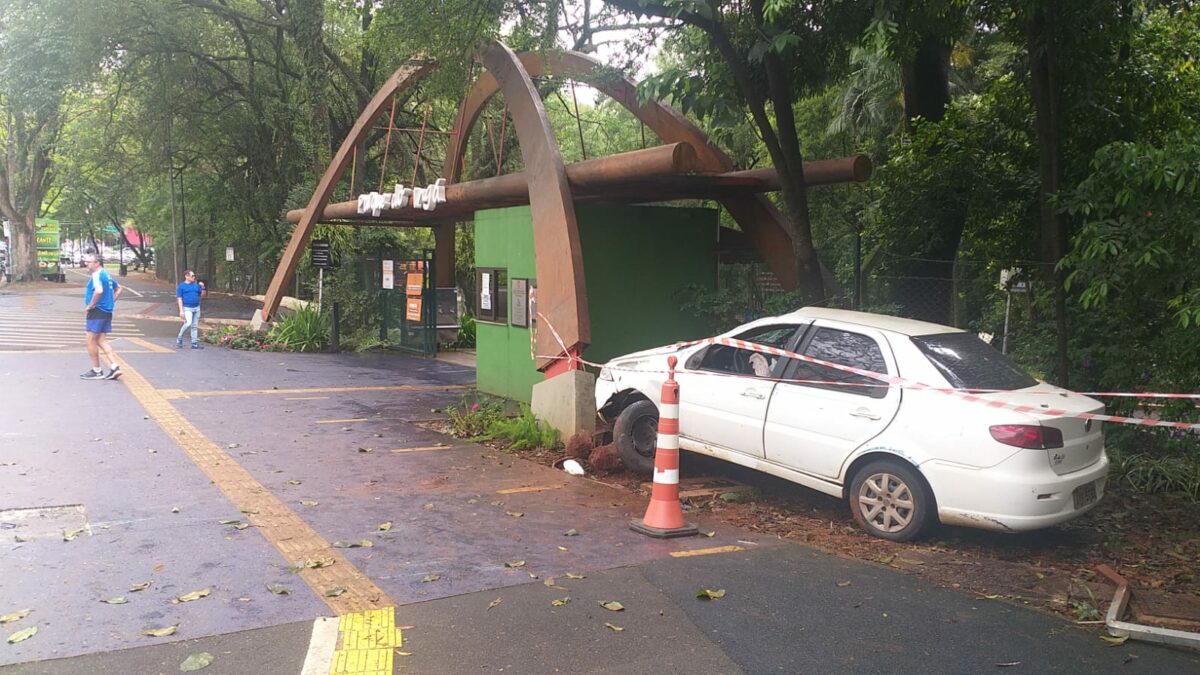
332;607;402;674
177;383;469;399
127;336;174;353
114;356;395;615
670;545;745;558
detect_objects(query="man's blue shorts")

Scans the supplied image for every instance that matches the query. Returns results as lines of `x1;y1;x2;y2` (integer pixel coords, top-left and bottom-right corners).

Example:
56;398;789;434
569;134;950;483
85;308;113;334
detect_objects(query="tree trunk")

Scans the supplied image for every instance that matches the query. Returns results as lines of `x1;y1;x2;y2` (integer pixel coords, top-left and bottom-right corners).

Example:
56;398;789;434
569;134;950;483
1028;2;1070;385
896;36;959;325
10;217;38;282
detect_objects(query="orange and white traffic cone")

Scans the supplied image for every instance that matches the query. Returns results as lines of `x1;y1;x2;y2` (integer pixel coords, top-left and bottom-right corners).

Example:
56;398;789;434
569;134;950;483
630;355;699;539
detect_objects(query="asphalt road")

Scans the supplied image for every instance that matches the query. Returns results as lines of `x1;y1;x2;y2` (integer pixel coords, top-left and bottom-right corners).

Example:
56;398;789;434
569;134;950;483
1;283;1196;674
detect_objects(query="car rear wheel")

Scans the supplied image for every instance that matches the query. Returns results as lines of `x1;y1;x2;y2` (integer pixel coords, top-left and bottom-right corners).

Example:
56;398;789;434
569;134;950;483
849;459;933;542
613;399;658;475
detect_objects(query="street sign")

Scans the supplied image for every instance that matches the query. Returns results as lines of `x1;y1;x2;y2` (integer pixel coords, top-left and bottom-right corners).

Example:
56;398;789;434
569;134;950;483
310;239;332;269
382;260;394;289
225;247;235;262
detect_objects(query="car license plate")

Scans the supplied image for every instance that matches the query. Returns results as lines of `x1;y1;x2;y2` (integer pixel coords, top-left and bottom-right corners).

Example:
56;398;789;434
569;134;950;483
1072;481;1098;509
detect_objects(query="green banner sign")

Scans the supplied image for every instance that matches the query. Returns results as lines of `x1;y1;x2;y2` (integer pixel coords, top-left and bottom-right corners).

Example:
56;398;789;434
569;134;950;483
36;219;61;275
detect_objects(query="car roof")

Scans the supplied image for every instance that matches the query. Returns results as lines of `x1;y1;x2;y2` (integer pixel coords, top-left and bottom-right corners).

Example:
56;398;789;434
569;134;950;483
775;307;965;337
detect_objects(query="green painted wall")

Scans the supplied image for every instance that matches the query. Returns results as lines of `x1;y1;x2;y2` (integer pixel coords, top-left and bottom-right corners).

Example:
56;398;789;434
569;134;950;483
475;204;717;403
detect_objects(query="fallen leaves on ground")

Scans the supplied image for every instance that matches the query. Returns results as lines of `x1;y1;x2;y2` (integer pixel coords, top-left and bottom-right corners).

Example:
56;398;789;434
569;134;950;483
324;587;347;598
304;557;335;569
172;588;211;604
504;560;526;568
142;624;178;638
836;581;852;588
551;597;571;606
180;652;214;671
378;522;393;531
487;597;502;610
0;609;31;624
6;627;37;644
62;528;85;541
565;572;586;580
333;539;372;549
599;601;624;611
100;596;128;605
1100;635;1129;646
562;528;578;536
696;588;726;600
604;622;624;632
266;584;290;595
300;501;319;507
505;511;524;518
422;574;441;583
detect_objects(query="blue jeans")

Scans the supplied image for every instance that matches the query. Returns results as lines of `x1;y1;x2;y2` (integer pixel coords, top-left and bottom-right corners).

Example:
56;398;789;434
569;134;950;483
178;307;201;344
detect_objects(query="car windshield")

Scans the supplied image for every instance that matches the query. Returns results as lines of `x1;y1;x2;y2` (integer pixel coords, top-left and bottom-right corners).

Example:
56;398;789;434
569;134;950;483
911;332;1037;391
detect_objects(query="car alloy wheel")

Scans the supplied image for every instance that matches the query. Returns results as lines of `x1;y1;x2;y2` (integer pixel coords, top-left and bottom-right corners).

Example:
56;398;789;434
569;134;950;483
849;459;932;542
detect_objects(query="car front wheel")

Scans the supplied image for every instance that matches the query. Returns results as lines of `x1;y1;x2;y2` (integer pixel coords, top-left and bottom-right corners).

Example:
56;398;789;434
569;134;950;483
848;459;933;542
613;399;658;475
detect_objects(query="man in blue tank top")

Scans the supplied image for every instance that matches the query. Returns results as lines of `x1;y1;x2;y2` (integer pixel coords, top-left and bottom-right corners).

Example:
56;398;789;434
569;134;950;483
82;253;123;380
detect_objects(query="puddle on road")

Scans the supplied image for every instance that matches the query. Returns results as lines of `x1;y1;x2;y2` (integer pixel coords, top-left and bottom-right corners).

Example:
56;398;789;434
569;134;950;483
0;504;90;541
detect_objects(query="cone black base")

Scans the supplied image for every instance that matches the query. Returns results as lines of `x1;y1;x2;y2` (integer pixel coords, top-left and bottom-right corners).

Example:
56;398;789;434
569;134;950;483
629;519;699;539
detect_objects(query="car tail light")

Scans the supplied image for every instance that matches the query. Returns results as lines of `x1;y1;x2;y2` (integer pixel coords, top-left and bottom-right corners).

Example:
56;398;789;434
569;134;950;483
989;424;1064;449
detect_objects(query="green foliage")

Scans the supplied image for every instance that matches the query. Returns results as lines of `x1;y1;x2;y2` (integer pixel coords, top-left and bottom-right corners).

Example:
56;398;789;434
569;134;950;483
1106;426;1200;500
204;325;289;352
478;404;561;452
453;313;477;348
272;303;330;352
445;395;507;438
1059;132;1200;323
675;266;802;334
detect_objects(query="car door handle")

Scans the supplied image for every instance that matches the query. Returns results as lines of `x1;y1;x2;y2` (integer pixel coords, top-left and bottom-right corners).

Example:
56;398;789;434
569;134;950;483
849;408;881;420
740;389;766;400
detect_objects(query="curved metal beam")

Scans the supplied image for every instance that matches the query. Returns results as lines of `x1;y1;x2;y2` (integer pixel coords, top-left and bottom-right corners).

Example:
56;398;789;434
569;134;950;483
258;60;435;323
442;50;800;290
476;41;590;373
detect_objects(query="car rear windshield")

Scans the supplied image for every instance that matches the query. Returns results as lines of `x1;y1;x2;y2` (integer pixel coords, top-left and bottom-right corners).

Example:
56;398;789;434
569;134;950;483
911;332;1037;391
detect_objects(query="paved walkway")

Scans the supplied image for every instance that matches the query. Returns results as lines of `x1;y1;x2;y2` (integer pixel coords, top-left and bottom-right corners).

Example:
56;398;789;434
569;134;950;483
0;286;1196;674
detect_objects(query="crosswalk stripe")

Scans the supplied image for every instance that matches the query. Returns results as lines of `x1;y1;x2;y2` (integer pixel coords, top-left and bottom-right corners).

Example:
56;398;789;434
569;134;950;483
0;305;144;348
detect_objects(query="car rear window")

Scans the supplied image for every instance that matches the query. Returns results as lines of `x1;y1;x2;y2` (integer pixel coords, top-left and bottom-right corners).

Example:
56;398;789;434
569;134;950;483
911;332;1037;391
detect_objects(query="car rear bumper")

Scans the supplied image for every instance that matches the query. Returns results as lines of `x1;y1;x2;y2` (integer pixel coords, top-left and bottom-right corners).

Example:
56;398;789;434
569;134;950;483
925;452;1109;532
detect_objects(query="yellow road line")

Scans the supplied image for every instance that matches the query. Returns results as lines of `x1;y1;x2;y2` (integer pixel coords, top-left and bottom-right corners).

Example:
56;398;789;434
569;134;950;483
115;356;394;615
332;607;403;674
496;484;566;495
127;337;173;353
390;445;454;453
180;384;470;398
669;545;745;558
316;418;369;425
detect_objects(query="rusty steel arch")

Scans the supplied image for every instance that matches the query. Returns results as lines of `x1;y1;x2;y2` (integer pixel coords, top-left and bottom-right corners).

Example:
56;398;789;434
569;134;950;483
261;43;590;375
259;59;435;325
441;49;800;291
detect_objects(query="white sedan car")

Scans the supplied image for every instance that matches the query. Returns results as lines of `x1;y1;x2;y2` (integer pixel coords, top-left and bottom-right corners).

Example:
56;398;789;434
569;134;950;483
595;307;1108;541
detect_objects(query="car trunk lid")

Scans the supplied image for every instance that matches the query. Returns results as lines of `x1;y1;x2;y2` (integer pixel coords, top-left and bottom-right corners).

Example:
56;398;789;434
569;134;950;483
977;383;1106;475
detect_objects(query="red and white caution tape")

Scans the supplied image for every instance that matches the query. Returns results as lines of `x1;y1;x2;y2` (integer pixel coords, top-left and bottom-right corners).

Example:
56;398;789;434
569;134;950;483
534;318;1199;431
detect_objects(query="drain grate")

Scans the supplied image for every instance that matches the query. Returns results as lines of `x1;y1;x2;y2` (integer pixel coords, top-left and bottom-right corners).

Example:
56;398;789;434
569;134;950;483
0;504;90;542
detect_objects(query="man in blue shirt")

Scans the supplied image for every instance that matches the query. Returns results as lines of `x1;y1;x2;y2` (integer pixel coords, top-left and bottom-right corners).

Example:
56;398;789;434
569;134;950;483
82;253;123;380
176;270;206;349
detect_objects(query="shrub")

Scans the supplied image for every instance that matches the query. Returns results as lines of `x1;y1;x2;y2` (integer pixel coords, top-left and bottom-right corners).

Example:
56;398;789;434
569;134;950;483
445;395;507;437
272;303;329;352
203;325;289;352
479;404;561;451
